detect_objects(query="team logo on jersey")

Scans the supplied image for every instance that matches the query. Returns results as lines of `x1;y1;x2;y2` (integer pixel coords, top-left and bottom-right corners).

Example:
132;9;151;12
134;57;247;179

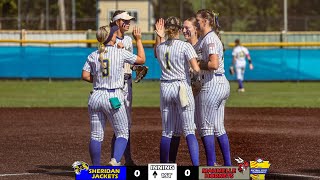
209;43;215;52
235;157;249;173
72;161;89;175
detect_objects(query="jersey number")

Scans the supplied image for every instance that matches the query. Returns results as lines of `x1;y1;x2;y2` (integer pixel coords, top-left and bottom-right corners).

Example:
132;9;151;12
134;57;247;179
238;51;245;58
102;59;110;77
165;52;171;70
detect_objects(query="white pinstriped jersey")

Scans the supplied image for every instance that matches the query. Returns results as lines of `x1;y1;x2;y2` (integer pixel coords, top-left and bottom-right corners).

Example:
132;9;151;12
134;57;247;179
156;40;198;81
116;36;133;74
83;45;137;89
232;46;249;67
199;31;225;74
193;37;203;60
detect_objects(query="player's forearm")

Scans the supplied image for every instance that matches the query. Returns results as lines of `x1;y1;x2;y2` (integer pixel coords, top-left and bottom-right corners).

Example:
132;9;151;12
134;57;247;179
136;39;146;64
246;54;252;64
154;35;164;58
199;55;219;70
82;71;93;83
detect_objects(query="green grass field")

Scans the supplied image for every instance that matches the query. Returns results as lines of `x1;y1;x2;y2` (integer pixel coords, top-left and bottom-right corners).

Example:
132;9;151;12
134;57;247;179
0;80;319;107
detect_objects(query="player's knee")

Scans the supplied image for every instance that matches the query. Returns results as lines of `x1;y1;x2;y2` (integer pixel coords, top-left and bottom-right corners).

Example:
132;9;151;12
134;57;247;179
115;131;129;140
183;128;196;137
162;131;173;138
91;132;104;142
214;128;226;137
200;129;215;137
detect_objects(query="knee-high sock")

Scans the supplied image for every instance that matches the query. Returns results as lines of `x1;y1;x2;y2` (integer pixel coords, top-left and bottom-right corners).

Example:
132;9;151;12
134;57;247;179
238;79;243;89
217;134;231;166
160;136;171;163
169;136;180;163
113;137;128;163
201;135;216;166
186;134;199;166
89;139;101;166
110;134;116;159
123;131;133;162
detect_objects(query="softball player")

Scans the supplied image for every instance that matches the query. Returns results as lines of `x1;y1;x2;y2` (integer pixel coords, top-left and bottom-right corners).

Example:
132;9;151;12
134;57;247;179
168;16;202;163
195;9;231;166
231;39;254;92
82;25;145;166
109;10;137;166
154;17;200;166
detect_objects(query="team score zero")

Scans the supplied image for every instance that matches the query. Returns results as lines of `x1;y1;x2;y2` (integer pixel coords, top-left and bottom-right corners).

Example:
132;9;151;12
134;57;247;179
165;52;171;70
102;59;110;77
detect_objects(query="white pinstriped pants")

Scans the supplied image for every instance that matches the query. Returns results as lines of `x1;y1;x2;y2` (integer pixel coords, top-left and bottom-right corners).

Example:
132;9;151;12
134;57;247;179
236;64;246;81
195;74;230;137
88;89;129;142
123;75;132;128
160;80;196;138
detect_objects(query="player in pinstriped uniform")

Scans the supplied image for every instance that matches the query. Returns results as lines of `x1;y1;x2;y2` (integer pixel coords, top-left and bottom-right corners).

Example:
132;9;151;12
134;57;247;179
82;25;145;166
231;39;254;92
154;17;200;166
195;9;232;166
109;10;137;166
167;16;202;163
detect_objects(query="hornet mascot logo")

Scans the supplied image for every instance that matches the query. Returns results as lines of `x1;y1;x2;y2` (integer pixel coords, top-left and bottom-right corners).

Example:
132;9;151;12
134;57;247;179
235;157;249;173
72;161;89;175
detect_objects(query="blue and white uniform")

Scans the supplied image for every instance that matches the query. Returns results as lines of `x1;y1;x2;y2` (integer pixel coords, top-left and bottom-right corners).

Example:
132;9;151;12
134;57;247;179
174;39;202;136
156;39;199;165
197;31;230;137
83;46;137;142
115;36;133;127
232;45;249;81
156;40;198;138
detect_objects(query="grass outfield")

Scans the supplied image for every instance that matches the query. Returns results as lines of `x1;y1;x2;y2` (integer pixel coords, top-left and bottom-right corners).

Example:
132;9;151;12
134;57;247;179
0;80;319;107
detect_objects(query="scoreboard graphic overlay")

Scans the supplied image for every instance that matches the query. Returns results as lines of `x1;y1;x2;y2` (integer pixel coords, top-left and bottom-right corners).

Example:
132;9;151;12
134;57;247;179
73;159;271;180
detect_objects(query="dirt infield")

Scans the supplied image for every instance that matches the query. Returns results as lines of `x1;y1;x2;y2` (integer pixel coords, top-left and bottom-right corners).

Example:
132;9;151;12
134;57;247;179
0;107;319;180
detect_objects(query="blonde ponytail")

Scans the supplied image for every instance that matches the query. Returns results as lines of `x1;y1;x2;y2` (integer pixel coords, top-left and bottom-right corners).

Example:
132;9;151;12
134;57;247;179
96;26;110;70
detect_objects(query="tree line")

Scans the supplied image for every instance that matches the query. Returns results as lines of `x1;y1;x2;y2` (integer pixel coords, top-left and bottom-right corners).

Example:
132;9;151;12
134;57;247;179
0;0;319;31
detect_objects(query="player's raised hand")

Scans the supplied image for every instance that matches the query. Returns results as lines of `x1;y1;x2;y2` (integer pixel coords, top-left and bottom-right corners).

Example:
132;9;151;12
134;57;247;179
132;26;142;41
249;63;254;70
155;18;165;38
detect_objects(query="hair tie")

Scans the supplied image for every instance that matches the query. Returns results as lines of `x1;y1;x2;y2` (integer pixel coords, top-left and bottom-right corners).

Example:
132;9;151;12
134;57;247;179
99;43;105;49
212;11;220;28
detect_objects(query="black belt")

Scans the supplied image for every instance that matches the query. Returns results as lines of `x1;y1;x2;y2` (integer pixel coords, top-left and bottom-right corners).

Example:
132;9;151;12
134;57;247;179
202;74;223;79
160;79;184;82
93;88;116;92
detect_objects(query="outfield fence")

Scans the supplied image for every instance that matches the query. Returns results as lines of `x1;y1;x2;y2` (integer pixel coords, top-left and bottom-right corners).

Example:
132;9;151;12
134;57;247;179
0;30;319;81
0;44;318;81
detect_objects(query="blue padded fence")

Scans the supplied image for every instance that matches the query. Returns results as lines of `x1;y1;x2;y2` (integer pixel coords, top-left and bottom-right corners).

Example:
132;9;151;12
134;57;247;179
0;46;319;81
